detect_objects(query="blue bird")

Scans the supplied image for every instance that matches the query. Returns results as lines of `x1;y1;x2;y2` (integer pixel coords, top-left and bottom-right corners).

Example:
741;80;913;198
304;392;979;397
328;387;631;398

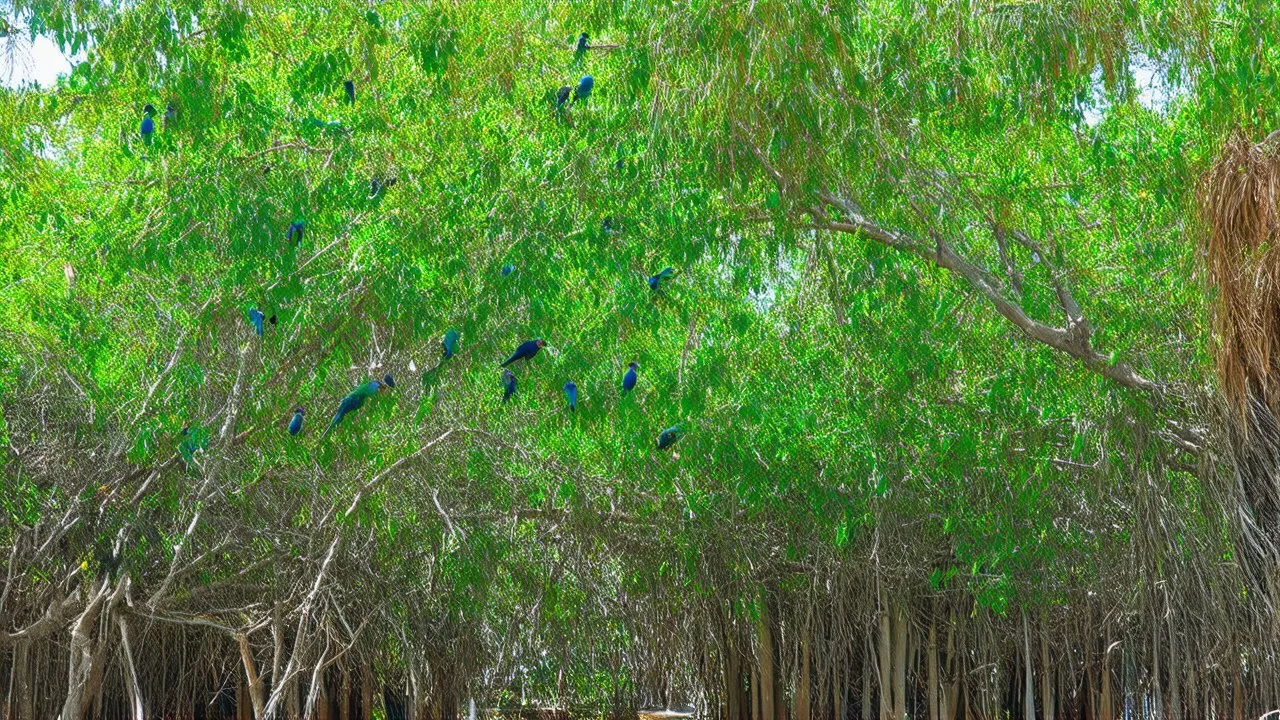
554;85;572;110
383;373;395;388
657;425;683;450
501;339;546;367
648;268;675;291
502;370;518;403
344;79;356;104
288;407;305;436
442;329;460;359
622;362;639;393
576;33;589;52
563;381;578;411
502;264;516;277
140;104;156;145
248;308;265;337
287;221;305;244
323;380;383;437
574;75;593;103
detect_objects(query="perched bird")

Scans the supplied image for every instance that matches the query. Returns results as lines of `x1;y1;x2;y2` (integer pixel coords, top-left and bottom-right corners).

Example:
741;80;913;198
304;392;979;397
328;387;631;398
140;104;156;145
555;85;572;109
287;220;305;244
383;373;396;388
324;380;384;436
288;407;305;436
442;329;460;359
344;79;356;104
563;381;578;411
248;308;265;336
576;32;590;52
502;370;518;403
501;338;546;367
177;426;209;468
622;362;639;393
648;267;675;291
574;75;594;103
657;425;683;450
369;177;397;199
502;264;516;277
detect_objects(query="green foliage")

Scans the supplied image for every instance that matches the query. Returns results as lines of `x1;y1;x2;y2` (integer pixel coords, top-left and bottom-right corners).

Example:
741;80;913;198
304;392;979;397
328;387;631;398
0;0;1266;702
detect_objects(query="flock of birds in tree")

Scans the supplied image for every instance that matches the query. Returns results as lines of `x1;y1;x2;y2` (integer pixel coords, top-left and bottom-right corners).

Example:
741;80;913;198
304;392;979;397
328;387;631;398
141;31;685;458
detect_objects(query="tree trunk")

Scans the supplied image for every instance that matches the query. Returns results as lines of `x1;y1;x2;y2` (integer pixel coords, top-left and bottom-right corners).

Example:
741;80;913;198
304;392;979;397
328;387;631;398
341;665;351;720
927;612;938;720
878;609;891;720
942;612;958;720
118;614;145;720
1022;611;1035;720
238;634;267;720
59;579;120;720
891;605;907;720
860;639;871;720
363;664;374;720
756;598;777;720
1099;640;1112;720
1233;666;1244;720
1040;621;1054;720
796;625;811;720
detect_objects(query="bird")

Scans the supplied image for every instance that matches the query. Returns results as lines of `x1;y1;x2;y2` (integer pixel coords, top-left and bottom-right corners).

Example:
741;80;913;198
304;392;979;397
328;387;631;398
177;426;208;468
140;104;156;145
574;75;593;103
576;32;590;53
563;381;578;411
442;330;460;359
287;221;305;244
648;268;675;291
555;85;572;109
163;104;176;127
622;362;639;393
288;407;305;436
344;79;356;104
501;339;546;367
657;425;683;449
382;373;396;388
248;308;265;336
323;380;384;437
502;264;516;277
502;370;518;403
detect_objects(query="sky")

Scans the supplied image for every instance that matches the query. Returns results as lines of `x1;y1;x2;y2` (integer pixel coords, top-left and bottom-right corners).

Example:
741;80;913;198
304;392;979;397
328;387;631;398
1;32;78;89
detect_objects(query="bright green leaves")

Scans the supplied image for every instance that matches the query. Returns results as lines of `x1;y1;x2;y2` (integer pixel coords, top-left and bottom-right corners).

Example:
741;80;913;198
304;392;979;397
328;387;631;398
290;51;352;104
407;7;460;76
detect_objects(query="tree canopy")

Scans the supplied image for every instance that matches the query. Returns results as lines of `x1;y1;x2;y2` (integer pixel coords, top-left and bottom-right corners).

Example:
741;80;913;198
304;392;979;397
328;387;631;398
3;1;1280;718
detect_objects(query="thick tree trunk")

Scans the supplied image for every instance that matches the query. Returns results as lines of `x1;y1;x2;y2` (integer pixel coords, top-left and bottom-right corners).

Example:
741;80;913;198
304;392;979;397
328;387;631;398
795;624;811;720
942;612;958;720
341;665;351;720
59;579;121;720
363;664;374;720
756;598;776;720
1040;620;1053;720
238;634;267;720
890;605;906;720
